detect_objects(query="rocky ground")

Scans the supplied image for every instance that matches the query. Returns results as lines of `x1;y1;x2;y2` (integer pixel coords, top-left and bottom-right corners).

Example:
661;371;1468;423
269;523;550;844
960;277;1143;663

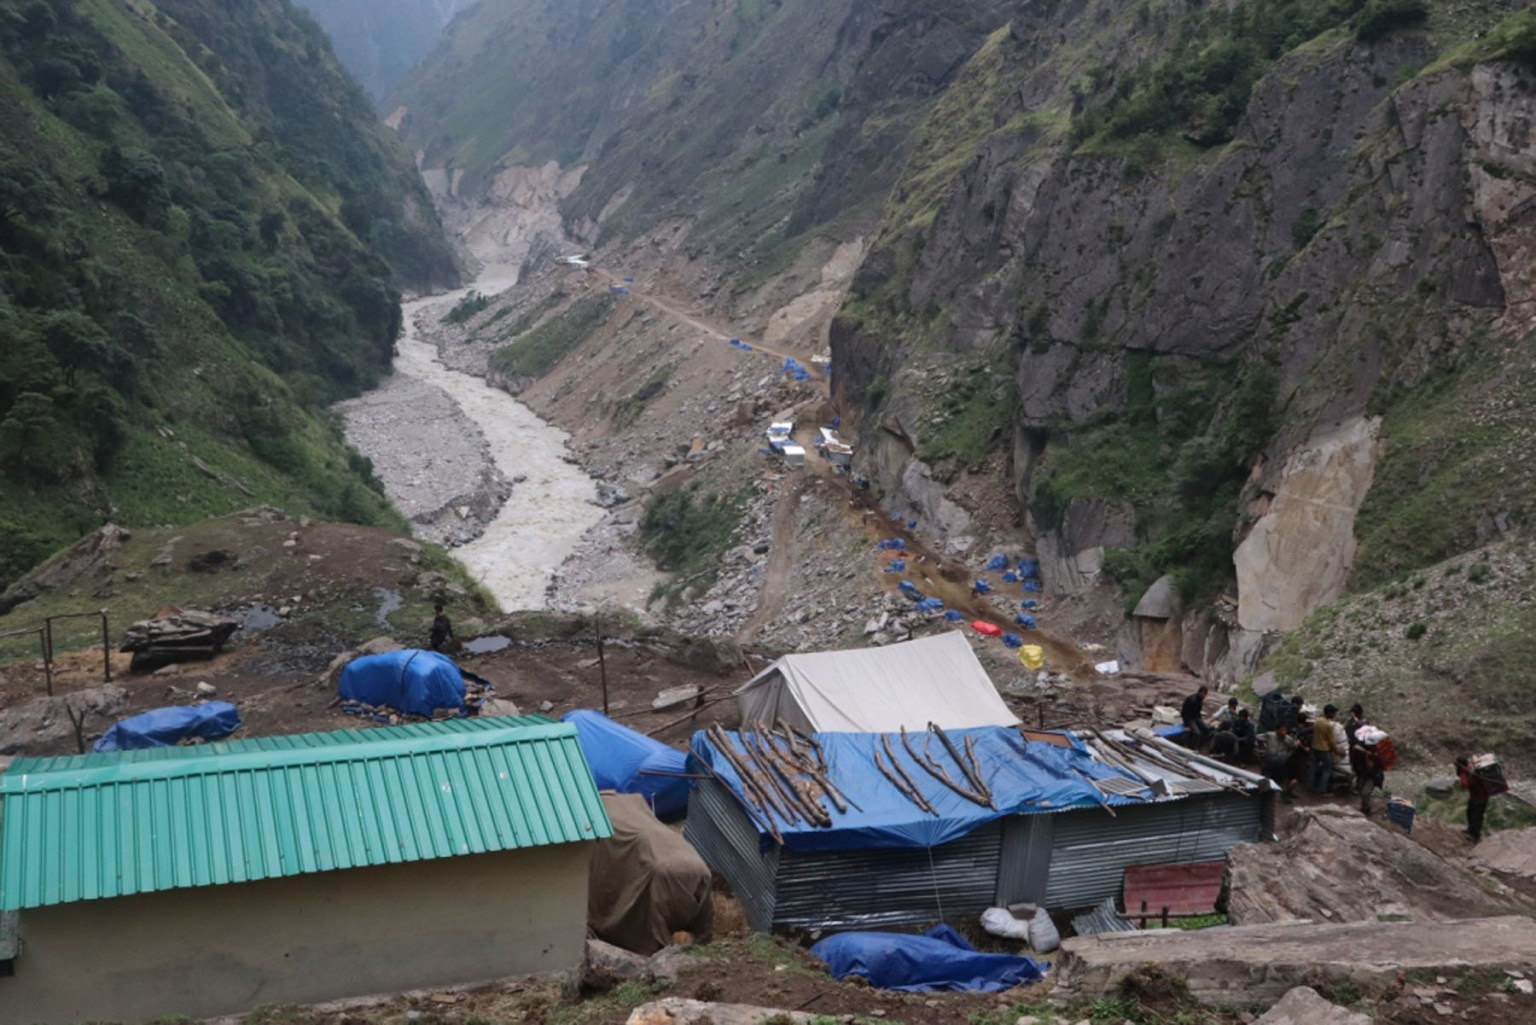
334;366;513;548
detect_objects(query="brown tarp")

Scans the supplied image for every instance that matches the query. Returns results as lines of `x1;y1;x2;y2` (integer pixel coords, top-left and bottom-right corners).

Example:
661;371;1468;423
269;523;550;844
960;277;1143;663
589;792;714;954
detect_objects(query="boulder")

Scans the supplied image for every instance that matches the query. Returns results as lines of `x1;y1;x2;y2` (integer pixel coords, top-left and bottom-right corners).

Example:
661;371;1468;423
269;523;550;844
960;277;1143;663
1254;987;1372;1025
0;685;128;755
1133;575;1180;619
586;938;655;983
121;609;241;672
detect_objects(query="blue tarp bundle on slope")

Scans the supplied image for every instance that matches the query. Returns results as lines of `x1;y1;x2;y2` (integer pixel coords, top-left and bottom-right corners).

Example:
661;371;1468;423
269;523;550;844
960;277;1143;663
690;726;1143;852
337;649;465;718
93;701;243;752
563;709;691;821
811;924;1047;992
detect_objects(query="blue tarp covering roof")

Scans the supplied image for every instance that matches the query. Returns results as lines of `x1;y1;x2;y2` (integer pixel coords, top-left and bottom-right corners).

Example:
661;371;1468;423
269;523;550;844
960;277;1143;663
563;709;690;821
93;702;243;752
812;924;1047;992
337;649;466;718
690;726;1143;852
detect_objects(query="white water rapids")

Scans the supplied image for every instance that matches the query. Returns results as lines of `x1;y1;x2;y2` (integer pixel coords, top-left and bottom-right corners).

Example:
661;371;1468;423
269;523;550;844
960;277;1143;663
350;276;603;611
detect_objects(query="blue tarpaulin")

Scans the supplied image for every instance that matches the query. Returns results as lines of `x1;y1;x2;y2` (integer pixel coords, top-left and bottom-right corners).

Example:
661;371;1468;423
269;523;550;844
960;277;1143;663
690;726;1142;852
1002;571;1019;583
944;610;965;622
1022;579;1042;593
878;538;907;551
338;649;465;718
811;924;1047;992
93;702;243;752
985;555;1009;572
563;710;690;821
1022;599;1038;610
915;597;945;612
885;559;907;573
1002;633;1023;648
973;579;990;595
1015;614;1037;630
1018;559;1040;579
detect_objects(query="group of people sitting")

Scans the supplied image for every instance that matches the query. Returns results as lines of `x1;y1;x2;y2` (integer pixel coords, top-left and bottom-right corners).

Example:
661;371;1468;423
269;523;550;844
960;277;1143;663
1180;686;1391;815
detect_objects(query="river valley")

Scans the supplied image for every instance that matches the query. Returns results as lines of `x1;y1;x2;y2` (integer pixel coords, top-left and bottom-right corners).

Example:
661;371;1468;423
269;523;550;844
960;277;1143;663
339;275;605;612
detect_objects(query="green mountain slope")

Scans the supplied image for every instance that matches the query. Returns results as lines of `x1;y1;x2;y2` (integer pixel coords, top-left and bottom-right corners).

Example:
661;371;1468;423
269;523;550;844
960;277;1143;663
0;0;457;588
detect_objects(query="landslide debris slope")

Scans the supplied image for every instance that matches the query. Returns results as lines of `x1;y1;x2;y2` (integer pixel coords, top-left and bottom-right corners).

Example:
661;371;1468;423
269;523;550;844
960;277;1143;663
0;0;458;590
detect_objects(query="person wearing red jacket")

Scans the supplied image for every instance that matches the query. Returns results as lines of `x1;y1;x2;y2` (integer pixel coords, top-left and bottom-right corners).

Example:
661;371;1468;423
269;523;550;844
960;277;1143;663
1456;755;1491;842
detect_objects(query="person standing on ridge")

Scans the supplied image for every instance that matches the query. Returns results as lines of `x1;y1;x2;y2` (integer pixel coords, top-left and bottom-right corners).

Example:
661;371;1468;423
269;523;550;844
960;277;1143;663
1181;685;1212;750
429;603;455;653
1309;704;1340;795
1456;755;1500;843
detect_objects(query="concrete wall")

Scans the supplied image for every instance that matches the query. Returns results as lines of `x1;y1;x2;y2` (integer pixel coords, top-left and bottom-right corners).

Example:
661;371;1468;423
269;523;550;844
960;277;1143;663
4;843;591;1025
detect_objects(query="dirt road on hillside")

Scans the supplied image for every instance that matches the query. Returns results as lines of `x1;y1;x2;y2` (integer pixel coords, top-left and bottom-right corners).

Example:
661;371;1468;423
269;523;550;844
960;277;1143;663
585;265;1091;675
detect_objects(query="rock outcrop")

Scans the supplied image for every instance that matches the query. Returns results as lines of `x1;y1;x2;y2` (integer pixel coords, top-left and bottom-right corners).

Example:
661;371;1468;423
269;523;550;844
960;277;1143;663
121;610;242;673
1223;807;1524;925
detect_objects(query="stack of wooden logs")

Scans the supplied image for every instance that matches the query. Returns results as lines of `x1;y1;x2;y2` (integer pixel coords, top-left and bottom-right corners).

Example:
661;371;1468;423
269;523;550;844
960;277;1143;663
874;723;995;814
705;721;998;842
705;720;858;844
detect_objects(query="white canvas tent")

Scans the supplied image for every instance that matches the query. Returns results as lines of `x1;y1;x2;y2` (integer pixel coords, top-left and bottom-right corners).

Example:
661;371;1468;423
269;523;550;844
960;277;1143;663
733;631;1019;733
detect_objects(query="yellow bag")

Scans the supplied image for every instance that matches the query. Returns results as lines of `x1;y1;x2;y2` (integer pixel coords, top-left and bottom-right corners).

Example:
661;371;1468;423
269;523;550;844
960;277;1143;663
1019;645;1045;670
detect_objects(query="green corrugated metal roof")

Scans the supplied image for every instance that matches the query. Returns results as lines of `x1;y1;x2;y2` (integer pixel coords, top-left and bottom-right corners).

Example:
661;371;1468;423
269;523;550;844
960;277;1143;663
0;715;612;911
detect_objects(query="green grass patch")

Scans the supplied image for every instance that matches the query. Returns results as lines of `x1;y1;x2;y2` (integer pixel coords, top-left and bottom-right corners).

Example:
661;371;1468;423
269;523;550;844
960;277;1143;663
441;290;491;325
491;293;615;380
918;366;1015;467
613;364;675;429
640;482;749;605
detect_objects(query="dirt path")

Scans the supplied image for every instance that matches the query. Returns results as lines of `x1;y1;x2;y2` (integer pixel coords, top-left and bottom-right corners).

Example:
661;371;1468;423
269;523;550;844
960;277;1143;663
734;473;812;644
590;267;826;382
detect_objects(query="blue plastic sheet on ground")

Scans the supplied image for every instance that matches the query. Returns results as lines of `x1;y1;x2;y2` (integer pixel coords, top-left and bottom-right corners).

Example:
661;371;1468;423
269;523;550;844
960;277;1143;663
915;597;945;612
1154;723;1186;739
1017;559;1040;579
1021;599;1038;610
93;702;243;752
563;709;690;821
885;559;907;573
1002;571;1019;583
986;554;1009;572
907;519;918;530
1022;579;1042;593
898;580;919;594
973;579;990;595
1014;614;1037;630
878;538;907;551
1002;633;1023;649
338;649;466;718
811;924;1047;992
691;726;1143;852
944;610;965;622
623;276;635;283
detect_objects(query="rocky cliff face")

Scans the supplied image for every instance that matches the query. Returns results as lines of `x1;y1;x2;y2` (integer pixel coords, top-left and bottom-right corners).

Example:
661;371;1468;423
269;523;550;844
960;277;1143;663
833;5;1536;678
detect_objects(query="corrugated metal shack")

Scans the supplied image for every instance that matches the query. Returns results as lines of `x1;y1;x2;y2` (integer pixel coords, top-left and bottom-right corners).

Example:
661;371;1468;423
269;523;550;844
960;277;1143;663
685;725;1273;933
